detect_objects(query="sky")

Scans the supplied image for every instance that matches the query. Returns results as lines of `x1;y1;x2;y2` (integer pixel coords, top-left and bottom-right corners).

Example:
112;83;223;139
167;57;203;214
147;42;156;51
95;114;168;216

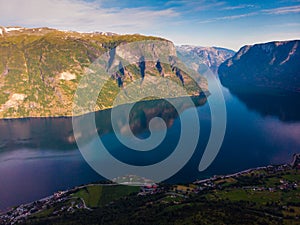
0;0;299;50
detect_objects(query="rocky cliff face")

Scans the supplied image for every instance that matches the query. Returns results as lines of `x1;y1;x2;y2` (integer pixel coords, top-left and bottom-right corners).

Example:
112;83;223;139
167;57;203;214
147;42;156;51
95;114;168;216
0;27;207;118
219;40;300;93
176;45;235;74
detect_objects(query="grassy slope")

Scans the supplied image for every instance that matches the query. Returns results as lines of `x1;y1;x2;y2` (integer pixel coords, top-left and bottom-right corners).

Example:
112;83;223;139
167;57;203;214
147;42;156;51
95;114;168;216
0;28;207;118
22;169;300;225
72;185;140;208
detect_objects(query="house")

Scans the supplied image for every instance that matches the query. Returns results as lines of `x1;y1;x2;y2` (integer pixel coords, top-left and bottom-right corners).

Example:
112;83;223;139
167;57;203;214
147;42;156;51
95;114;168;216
140;184;159;194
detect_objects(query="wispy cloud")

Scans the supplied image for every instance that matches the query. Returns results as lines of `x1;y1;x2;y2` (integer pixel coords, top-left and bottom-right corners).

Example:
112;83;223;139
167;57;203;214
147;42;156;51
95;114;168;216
192;1;226;11
197;4;300;24
198;12;258;24
269;22;300;27
164;0;226;11
279;0;300;3
0;0;179;33
222;4;256;11
262;5;300;14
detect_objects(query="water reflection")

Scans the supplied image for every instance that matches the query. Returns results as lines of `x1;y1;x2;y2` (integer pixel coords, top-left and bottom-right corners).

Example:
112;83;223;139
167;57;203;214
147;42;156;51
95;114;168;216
0;96;207;152
229;90;300;122
1;87;300;211
0;96;207;211
0;118;75;151
97;96;206;136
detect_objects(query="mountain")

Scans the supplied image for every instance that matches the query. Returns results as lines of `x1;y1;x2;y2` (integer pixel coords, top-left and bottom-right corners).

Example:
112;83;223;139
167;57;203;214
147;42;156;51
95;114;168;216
219;40;300;94
0;27;207;118
176;45;235;74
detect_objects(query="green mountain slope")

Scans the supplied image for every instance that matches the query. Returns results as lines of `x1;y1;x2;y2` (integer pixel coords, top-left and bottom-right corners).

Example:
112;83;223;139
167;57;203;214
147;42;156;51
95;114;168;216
0;27;207;118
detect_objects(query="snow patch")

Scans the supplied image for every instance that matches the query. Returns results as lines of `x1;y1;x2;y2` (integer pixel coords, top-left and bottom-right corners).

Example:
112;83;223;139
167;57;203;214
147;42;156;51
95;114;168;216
95;31;117;36
269;55;276;65
236;45;251;60
4;27;23;32
59;72;76;81
275;42;285;47
280;42;298;65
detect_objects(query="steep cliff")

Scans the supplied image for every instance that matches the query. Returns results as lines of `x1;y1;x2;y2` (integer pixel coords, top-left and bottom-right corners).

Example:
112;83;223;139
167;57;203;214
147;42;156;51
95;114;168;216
176;45;235;74
0;27;207;118
219;40;300;93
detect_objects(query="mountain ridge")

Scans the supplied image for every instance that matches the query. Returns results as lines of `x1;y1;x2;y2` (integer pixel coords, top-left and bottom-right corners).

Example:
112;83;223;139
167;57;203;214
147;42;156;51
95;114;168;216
176;45;235;74
219;40;300;93
0;27;207;119
0;26;119;37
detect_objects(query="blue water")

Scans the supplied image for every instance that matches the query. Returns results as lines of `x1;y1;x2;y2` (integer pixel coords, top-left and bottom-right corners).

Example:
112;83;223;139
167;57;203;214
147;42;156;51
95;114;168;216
0;79;300;211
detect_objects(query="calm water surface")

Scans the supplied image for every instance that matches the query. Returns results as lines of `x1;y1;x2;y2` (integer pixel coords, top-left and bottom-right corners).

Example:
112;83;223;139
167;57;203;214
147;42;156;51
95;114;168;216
0;79;300;211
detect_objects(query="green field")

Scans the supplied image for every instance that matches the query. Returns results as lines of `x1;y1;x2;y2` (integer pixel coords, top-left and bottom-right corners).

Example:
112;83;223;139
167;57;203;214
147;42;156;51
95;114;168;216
72;185;140;208
17;168;300;225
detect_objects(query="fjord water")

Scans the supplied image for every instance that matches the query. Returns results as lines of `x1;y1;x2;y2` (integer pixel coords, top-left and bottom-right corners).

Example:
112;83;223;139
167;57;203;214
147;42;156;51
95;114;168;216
1;78;300;211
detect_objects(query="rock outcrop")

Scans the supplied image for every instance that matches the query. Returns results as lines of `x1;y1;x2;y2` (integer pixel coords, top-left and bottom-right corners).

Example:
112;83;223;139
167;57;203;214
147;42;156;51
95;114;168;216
219;40;300;93
0;27;207;118
176;45;235;74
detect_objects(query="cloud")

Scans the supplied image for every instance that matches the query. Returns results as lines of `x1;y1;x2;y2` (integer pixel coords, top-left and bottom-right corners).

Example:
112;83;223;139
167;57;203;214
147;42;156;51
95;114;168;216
0;0;179;33
192;1;226;11
262;5;300;14
164;0;226;11
269;22;300;27
198;12;258;24
222;4;256;10
283;22;300;26
197;4;300;24
279;0;300;3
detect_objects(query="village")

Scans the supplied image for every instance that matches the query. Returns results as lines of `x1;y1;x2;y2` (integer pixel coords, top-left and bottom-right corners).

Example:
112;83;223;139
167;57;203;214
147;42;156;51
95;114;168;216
1;154;299;225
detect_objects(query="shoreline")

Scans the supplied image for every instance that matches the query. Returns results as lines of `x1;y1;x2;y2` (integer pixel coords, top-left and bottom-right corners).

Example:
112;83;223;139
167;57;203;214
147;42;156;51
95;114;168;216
0;92;210;120
1;153;298;216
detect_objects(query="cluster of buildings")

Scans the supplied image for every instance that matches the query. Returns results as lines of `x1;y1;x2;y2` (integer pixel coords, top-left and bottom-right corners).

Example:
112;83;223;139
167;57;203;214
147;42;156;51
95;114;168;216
278;179;298;191
1;155;299;224
242;178;298;193
173;161;300;195
139;184;160;195
0;200;49;225
0;190;84;224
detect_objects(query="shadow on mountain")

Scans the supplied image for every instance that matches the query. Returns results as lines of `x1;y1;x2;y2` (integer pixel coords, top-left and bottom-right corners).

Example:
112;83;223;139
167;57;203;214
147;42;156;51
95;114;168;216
139;56;146;79
230;90;300;122
0;96;207;151
155;59;164;76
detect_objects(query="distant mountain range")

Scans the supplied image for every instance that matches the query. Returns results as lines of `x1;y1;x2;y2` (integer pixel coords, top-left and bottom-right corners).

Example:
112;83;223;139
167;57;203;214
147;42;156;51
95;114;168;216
219;40;300;94
176;45;235;74
0;26;207;118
